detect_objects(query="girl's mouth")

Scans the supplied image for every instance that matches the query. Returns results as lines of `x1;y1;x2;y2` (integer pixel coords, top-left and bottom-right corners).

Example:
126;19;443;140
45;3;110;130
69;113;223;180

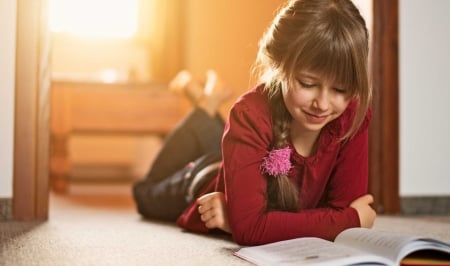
303;111;329;123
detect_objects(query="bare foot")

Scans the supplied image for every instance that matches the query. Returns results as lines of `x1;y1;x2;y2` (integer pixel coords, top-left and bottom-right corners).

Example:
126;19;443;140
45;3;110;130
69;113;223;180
198;70;233;116
169;70;203;105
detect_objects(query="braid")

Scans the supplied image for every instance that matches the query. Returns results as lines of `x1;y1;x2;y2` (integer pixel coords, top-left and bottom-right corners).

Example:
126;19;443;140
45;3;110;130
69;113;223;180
265;88;299;212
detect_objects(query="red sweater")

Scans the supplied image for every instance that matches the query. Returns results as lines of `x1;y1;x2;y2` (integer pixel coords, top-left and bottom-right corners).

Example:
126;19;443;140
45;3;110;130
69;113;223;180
177;86;371;246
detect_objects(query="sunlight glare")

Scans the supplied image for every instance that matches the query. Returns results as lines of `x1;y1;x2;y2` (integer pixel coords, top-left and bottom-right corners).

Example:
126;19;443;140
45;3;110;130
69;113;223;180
50;0;138;38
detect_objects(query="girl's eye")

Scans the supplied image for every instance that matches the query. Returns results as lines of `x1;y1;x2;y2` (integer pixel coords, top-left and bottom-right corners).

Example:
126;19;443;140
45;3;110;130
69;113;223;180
298;80;315;88
333;87;347;94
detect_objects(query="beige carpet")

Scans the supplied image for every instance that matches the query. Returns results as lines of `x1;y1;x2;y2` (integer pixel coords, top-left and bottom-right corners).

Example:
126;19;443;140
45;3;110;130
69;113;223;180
1;189;449;266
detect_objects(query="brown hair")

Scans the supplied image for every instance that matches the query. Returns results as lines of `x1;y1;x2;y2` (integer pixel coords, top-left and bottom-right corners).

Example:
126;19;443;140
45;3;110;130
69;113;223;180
253;0;371;212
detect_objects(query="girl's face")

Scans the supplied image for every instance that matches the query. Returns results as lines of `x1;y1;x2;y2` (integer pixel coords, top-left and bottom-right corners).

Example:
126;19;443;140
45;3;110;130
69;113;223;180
283;71;352;134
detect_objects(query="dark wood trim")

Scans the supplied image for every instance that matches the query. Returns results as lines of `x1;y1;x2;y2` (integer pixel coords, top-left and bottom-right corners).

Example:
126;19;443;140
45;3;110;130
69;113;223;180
13;0;49;220
369;0;400;213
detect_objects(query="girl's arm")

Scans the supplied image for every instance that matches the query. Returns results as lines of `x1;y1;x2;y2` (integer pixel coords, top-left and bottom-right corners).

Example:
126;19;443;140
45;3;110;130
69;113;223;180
350;194;376;228
319;110;376;228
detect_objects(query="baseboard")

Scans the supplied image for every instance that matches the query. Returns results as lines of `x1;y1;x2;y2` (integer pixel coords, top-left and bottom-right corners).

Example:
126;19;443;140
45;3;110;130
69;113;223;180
0;198;12;221
3;196;448;218
401;196;450;215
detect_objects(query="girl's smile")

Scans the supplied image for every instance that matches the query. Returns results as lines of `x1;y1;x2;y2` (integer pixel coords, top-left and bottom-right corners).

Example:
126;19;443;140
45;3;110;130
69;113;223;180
302;110;330;124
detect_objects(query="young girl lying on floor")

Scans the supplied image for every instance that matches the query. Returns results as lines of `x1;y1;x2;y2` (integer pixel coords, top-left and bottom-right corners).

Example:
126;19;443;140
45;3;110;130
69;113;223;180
133;0;376;246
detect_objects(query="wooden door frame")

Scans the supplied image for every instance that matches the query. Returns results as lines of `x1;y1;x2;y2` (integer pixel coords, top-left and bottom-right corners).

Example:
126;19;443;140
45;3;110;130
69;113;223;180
369;0;400;214
13;0;50;220
13;0;400;220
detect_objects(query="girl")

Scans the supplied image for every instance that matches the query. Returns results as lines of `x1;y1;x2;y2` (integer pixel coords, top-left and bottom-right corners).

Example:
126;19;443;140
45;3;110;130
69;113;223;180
133;0;376;246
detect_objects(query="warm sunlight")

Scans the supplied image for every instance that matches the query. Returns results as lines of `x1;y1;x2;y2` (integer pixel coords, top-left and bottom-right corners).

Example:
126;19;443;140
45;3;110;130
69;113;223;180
49;0;138;38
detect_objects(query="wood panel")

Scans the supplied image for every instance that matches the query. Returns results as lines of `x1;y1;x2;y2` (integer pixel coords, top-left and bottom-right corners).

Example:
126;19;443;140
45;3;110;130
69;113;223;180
369;0;400;214
66;84;185;134
50;81;188;192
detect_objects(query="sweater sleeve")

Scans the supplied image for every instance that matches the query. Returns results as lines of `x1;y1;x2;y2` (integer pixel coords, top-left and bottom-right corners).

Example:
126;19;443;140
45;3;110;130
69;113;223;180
222;95;365;246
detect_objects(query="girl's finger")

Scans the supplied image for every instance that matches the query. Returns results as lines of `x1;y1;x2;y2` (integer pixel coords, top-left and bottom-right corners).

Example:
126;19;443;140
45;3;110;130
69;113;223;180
198;202;214;214
196;192;215;205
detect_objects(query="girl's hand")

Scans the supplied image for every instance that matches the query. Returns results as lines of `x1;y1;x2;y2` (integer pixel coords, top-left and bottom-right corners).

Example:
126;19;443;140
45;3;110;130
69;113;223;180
197;192;231;233
350;194;376;228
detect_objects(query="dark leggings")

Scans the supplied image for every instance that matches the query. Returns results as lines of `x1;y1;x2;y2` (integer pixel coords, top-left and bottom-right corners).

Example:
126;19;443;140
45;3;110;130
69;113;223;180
133;108;224;221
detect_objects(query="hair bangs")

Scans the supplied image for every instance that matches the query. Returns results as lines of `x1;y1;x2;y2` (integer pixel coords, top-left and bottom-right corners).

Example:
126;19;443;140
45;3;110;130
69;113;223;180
288;22;360;97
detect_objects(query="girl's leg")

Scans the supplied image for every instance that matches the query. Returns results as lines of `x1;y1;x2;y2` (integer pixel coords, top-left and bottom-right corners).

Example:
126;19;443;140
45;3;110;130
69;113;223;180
132;70;230;221
133;151;221;221
143;107;224;184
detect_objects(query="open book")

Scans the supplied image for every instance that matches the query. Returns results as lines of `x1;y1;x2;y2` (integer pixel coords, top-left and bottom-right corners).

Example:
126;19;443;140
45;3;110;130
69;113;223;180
234;228;450;266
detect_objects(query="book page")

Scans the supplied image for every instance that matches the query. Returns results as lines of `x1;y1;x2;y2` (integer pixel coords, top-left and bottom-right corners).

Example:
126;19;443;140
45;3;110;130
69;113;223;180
335;228;450;264
234;237;390;266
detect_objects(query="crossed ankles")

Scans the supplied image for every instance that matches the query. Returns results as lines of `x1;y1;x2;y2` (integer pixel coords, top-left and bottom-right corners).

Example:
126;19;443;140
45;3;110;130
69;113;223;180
168;70;203;105
169;70;232;117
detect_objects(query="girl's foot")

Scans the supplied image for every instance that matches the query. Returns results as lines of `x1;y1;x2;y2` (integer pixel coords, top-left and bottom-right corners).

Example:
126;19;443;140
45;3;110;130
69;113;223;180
169;70;203;105
198;70;233;116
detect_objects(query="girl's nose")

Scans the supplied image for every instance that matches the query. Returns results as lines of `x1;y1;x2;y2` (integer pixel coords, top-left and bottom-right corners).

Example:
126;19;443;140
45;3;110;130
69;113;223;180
312;89;329;111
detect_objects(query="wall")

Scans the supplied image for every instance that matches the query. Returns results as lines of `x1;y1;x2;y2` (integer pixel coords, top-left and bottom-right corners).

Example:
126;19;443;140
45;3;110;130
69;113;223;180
50;0;153;83
399;0;450;196
184;0;285;115
0;0;16;198
51;35;151;83
352;0;372;38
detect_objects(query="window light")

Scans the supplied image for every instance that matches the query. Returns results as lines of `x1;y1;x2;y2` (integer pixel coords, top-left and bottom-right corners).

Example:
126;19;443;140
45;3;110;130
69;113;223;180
49;0;138;38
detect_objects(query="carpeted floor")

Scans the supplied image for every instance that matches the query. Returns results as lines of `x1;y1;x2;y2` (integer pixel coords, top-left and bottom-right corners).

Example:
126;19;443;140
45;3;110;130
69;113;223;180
0;187;449;266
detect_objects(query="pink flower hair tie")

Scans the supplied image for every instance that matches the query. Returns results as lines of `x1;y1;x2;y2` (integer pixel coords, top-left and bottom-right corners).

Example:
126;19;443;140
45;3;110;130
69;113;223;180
261;147;292;176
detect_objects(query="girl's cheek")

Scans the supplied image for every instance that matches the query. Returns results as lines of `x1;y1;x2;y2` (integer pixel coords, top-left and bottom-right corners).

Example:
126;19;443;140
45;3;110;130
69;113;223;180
291;89;310;105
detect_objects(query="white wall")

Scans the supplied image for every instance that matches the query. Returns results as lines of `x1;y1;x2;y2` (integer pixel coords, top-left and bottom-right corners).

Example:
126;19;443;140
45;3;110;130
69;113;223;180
400;0;450;196
352;0;372;38
0;0;17;198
